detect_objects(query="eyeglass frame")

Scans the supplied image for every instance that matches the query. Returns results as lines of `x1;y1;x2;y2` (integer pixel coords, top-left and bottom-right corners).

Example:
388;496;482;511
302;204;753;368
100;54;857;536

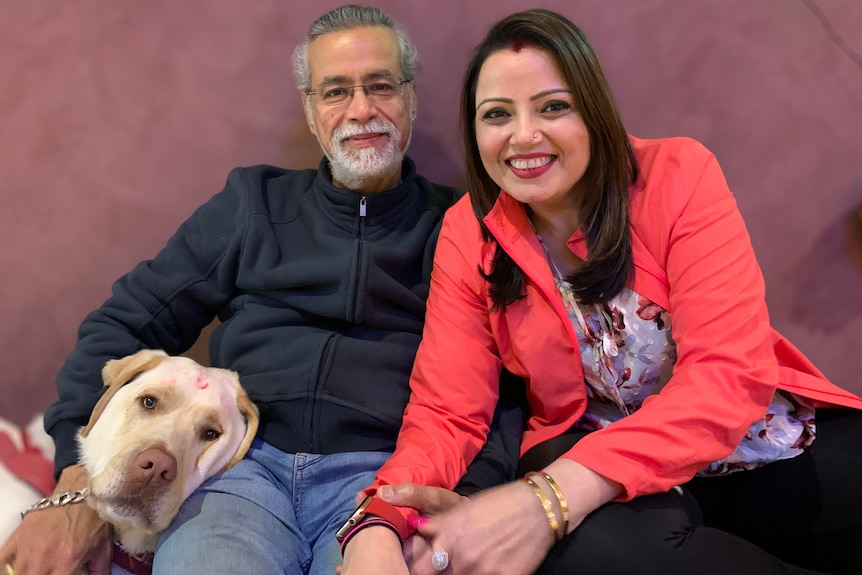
304;76;413;107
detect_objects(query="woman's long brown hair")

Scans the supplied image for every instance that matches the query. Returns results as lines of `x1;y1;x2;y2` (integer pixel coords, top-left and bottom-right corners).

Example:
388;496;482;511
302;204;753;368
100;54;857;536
461;9;639;307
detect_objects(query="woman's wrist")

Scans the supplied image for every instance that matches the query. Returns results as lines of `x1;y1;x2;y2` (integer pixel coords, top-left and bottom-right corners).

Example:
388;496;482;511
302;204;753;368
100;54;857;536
523;470;570;540
511;479;557;551
542;458;622;535
520;474;562;542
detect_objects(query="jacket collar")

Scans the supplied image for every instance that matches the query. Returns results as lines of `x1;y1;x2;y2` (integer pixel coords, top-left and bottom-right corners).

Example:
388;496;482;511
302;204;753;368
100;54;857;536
483;192;565;307
314;155;420;222
485;189;672;312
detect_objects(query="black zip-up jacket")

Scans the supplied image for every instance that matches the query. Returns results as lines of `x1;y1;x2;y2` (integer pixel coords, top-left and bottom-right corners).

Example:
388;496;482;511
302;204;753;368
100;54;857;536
45;157;522;488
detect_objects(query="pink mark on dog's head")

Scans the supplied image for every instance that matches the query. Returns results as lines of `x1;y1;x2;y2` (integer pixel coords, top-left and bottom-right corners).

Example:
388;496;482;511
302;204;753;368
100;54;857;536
195;373;209;390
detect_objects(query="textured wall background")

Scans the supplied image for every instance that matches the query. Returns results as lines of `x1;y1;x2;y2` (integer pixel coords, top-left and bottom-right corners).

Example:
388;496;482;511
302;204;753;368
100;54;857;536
1;0;861;423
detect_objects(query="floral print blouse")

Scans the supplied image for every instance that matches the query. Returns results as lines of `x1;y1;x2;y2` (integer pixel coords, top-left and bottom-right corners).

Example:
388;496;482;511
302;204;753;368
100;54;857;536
551;274;816;476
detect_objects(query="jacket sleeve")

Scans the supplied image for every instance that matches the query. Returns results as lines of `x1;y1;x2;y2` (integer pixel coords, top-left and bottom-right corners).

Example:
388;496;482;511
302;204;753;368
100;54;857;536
365;205;506;509
44;168;249;477
567;141;780;499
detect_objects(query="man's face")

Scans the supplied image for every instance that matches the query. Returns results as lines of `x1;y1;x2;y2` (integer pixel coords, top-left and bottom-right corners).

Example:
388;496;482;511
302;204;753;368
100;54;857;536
304;26;415;193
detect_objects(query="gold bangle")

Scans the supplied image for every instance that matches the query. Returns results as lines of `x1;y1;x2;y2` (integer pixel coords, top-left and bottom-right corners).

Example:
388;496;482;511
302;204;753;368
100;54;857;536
521;476;560;542
529;471;570;538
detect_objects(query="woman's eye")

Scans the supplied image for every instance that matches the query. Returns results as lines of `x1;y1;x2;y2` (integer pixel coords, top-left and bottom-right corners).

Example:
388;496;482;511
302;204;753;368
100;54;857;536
480;108;509;122
141;396;157;409
542;100;571;113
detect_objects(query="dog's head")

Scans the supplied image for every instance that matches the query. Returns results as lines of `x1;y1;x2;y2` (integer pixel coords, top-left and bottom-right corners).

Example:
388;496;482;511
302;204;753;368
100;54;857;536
77;349;259;553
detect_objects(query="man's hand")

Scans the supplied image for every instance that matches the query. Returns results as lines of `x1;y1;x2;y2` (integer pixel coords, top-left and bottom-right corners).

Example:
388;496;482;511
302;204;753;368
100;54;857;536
376;483;466;516
0;465;112;575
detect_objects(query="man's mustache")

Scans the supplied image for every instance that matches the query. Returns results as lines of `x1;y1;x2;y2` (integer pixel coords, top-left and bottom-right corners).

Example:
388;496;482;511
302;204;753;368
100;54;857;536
334;121;397;143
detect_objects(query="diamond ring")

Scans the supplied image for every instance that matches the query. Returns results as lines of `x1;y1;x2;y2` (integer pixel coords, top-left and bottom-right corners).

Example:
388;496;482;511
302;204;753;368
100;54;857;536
431;548;449;571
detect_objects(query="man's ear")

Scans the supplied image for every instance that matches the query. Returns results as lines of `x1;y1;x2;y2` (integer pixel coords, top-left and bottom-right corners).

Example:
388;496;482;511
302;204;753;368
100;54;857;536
304;96;318;137
409;81;418;121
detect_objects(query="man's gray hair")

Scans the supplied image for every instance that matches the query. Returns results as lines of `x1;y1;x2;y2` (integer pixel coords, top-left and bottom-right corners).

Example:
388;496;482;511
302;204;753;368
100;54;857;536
292;5;419;92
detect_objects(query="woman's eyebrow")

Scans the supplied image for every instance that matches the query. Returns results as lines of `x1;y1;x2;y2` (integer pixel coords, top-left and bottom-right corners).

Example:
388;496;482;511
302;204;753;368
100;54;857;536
477;88;572;108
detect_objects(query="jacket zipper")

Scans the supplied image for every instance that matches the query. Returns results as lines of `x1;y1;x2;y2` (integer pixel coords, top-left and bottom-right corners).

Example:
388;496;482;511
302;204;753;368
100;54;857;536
354;195;367;313
309;195;366;451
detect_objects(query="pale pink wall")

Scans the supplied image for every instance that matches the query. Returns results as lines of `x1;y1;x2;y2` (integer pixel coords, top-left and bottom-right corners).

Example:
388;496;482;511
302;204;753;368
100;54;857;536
2;0;861;424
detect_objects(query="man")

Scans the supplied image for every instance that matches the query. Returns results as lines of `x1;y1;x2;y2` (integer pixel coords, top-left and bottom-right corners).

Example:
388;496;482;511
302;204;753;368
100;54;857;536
0;6;521;574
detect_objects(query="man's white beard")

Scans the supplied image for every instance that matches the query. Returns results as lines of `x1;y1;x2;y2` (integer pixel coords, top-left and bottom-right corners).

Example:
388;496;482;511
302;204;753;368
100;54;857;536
325;119;408;191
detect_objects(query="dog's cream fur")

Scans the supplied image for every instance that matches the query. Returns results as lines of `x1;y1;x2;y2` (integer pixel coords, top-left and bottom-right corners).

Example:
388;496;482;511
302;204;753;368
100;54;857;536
78;349;259;556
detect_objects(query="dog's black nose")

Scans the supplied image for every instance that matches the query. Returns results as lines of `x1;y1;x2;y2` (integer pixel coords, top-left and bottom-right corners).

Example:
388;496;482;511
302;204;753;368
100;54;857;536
133;447;178;489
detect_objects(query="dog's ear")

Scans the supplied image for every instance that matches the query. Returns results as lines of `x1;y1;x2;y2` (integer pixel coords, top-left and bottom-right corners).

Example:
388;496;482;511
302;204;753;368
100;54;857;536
220;384;259;473
80;350;170;438
101;349;169;388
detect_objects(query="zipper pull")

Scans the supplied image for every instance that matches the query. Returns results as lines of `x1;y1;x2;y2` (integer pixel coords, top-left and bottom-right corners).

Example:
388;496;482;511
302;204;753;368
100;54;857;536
359;196;367;217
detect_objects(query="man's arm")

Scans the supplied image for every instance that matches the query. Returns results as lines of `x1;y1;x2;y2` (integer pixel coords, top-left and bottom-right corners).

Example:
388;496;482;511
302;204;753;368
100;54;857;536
455;369;526;494
44;173;249;477
0;465;112;575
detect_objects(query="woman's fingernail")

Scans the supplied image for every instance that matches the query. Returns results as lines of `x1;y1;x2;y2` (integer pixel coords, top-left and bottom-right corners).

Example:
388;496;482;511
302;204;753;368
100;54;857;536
408;515;428;529
379;485;393;500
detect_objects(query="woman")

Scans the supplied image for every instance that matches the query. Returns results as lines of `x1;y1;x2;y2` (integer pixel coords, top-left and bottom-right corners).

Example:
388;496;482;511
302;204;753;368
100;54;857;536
339;9;862;575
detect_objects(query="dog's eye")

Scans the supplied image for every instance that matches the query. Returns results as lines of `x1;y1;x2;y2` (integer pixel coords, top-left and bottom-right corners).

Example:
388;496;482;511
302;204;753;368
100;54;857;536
141;396;157;409
202;429;221;442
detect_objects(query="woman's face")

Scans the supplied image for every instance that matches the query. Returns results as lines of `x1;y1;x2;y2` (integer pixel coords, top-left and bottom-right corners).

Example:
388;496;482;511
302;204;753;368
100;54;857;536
474;46;590;213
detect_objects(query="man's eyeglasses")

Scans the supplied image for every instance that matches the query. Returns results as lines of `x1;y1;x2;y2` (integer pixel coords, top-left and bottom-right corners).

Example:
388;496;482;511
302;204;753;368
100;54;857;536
305;77;412;107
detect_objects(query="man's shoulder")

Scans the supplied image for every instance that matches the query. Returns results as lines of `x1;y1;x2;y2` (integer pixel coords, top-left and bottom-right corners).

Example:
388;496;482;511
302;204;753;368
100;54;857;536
218;165;320;213
227;164;318;189
430;181;465;206
412;173;465;215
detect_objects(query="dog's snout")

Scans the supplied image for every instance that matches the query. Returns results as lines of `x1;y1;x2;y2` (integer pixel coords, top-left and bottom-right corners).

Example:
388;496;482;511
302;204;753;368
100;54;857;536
133;448;178;488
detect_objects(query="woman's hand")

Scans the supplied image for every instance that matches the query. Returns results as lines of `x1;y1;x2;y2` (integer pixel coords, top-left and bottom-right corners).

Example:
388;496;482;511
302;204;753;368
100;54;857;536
339;525;409;575
337;483;467;573
408;482;554;575
375;483;467;568
407;459;622;575
0;465;112;575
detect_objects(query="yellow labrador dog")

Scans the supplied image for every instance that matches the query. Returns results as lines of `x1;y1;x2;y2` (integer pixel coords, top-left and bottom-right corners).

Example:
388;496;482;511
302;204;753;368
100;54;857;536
78;349;258;559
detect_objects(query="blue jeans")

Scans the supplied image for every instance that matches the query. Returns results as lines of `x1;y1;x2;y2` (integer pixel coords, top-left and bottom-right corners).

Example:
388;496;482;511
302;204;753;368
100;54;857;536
152;440;391;575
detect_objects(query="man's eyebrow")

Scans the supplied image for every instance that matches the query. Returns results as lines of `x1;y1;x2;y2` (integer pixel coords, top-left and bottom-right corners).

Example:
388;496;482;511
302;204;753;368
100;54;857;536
476;88;572;108
317;69;398;87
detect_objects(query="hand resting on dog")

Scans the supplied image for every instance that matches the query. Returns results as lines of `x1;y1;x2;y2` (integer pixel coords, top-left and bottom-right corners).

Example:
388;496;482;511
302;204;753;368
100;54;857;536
0;350;259;575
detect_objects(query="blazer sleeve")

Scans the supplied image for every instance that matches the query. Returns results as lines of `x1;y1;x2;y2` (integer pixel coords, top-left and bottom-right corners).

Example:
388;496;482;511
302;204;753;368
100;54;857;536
567;140;780;499
365;206;504;501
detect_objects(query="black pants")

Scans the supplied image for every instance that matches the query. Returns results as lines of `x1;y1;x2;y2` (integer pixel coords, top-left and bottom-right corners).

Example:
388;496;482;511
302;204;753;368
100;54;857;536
519;408;862;575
